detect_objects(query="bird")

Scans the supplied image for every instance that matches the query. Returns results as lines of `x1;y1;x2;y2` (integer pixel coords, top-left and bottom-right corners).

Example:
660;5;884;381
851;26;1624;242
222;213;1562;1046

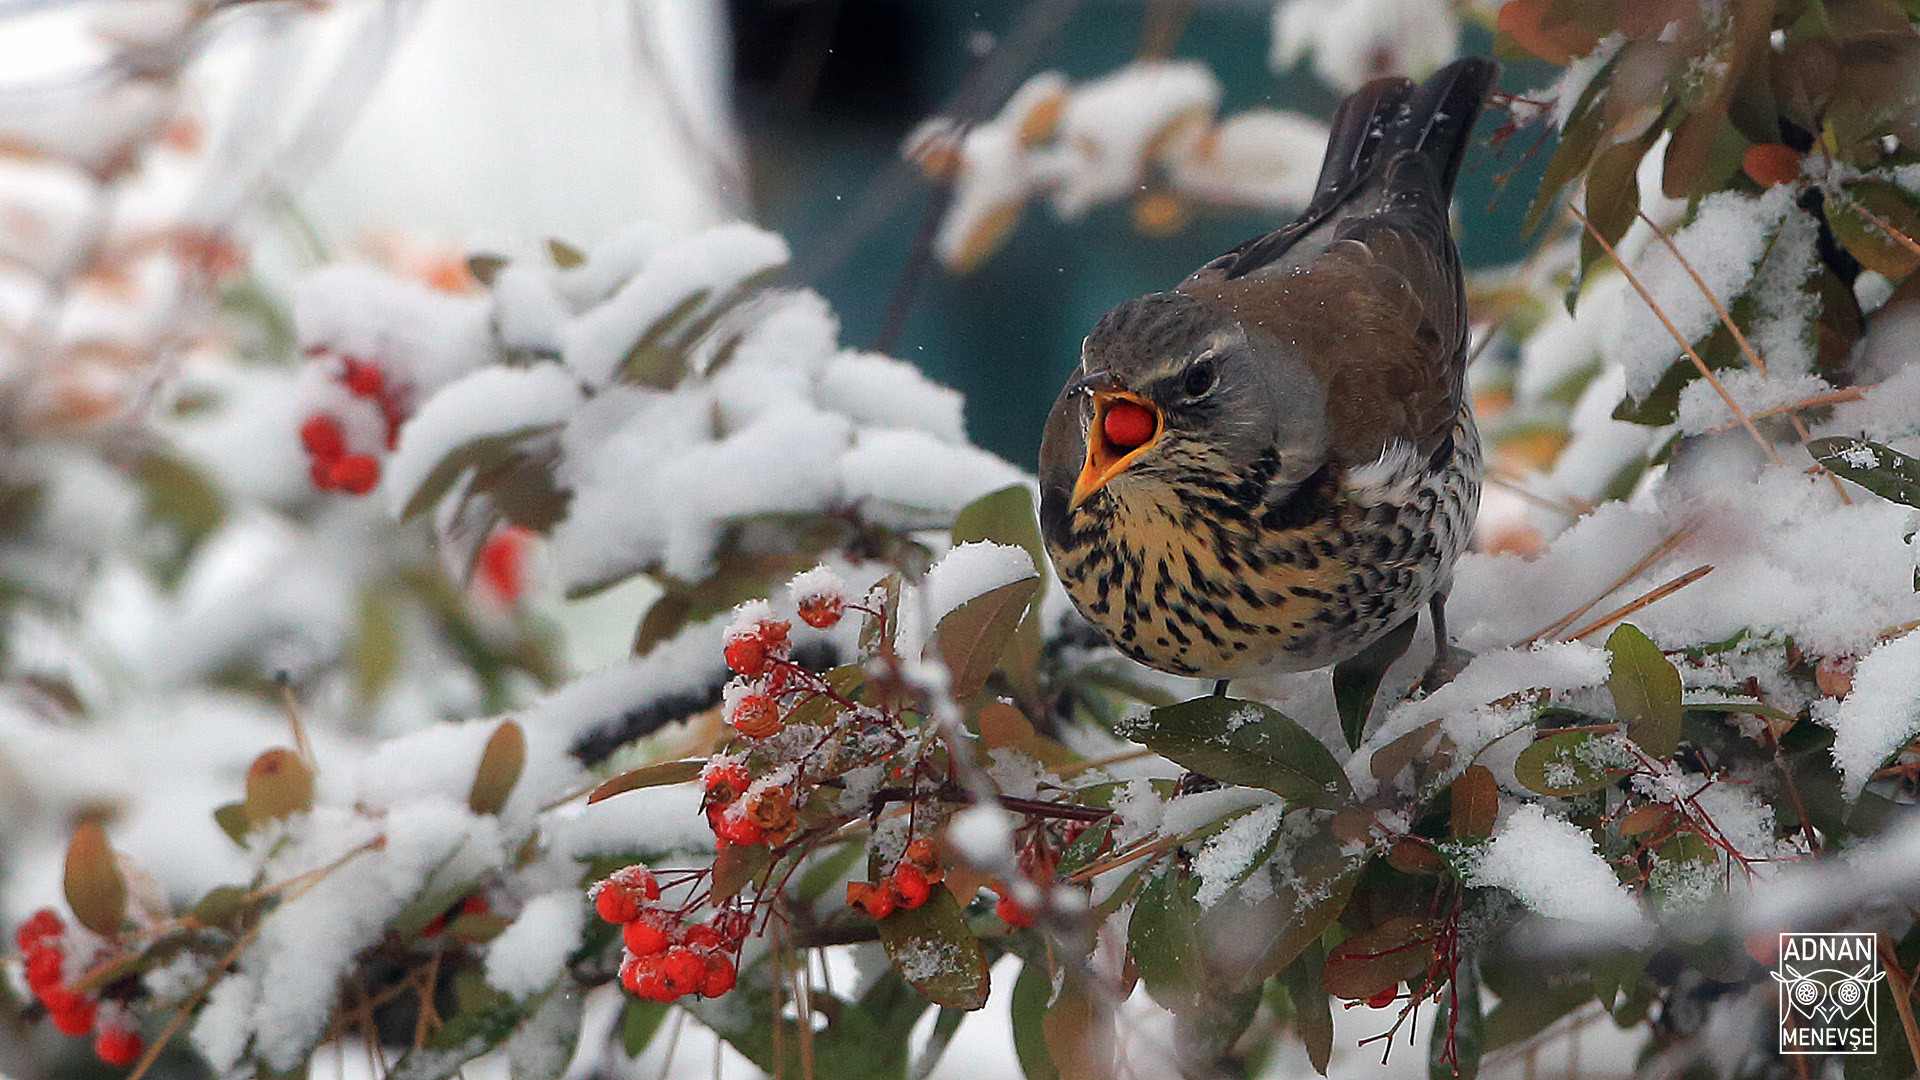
1037;57;1495;702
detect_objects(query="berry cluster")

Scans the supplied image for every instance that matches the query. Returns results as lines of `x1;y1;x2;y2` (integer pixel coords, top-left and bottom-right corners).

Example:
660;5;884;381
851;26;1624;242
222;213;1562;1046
592;867;740;1002
700;759;795;849
298;354;410;496
845;838;944;920
13;909;143;1068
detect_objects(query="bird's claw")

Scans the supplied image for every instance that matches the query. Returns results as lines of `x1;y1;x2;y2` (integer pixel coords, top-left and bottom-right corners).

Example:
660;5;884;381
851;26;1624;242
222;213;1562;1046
1418;645;1474;694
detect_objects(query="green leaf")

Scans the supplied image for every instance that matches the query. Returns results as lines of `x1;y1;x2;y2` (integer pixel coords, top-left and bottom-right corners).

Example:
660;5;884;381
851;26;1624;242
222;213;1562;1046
398;422;563;523
1129;868;1206;1012
1123;697;1351;807
1828;182;1920;279
1216;823;1357;992
876;887;991;1011
1332;615;1417;750
190;884;254;928
1281;942;1334;1076
619;999;668;1057
63;822;126;937
1513;731;1626;796
1607;623;1683;758
354;586;400;699
588;759;705;804
952;486;1046;702
1809;437;1920;508
934;574;1040;701
212;802;250;845
468;720;526;816
1682;698;1796;721
1010;959;1059;1080
1522;51;1619;237
795;841;865;906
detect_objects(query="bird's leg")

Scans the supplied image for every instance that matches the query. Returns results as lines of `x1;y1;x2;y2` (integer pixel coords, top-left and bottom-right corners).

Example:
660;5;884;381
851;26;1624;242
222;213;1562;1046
1420;591;1473;692
1332;611;1418;748
1212;679;1230;698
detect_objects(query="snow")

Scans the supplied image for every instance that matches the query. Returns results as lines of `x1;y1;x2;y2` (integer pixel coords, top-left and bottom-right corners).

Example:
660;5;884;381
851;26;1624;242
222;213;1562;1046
815;351;968;443
920;541;1037;627
839;428;1029;529
1192;801;1286;907
1545;33;1626;128
1271;0;1460;93
485;890;586;998
1048;61;1219;220
1815;628;1920;799
383;363;583;516
1673;369;1831;436
946;804;1017;870
1602;186;1795;400
559;224;788;386
293;265;494;390
1465;805;1644;929
1166;108;1327;211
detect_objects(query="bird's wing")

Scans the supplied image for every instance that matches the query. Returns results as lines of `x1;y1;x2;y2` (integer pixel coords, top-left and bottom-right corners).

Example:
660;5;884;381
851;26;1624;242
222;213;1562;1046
1177;58;1494;464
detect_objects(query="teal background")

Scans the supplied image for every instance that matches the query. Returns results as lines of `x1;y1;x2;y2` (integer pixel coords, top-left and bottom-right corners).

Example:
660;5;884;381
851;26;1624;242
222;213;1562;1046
728;0;1551;467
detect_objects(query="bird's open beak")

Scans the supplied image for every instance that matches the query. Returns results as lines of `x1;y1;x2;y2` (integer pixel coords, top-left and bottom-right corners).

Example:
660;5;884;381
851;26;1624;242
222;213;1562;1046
1071;390;1161;508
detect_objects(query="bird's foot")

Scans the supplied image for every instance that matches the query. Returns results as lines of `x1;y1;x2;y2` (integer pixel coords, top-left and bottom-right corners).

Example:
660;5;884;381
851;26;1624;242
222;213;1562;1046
1417;645;1475;694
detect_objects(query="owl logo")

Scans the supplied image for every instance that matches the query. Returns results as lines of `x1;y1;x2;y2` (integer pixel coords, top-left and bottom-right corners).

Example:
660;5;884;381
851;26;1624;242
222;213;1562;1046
1772;964;1885;1024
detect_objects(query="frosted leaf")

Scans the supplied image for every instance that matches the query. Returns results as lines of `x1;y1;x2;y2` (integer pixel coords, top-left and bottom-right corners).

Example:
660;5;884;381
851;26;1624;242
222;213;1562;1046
1192;802;1286;907
1602;186;1794;400
1816;629;1920;799
1271;0;1459;94
1464;805;1644;928
559;224;788;387
485;891;586;999
1673;370;1831;436
839;428;1028;529
1049;61;1221;219
921;541;1036;626
382;363;582;518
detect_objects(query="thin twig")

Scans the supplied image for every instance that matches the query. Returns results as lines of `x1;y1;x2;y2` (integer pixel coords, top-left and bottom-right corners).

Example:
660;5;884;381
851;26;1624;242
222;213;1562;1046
1518;523;1696;645
1634;210;1849;504
1484;464;1592;517
1879;936;1920;1071
1560;564;1714;642
1052;746;1156;778
124;928;257;1080
1570;207;1783;467
277;678;315;766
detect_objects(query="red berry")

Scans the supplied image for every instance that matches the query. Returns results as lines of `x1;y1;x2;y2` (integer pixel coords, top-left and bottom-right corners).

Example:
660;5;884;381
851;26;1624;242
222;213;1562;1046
995;894;1034;928
459;896;489;916
608;865;661;901
682;923;722;952
327;454;380;495
1102;400;1157;450
13;909;62;953
340;358;385;397
1365;986;1398;1009
26;947;63;994
724;638;768;677
893;864;932;910
904;837;937;868
623;918;670;957
658;948;708;997
700;955;736;998
94;1025;142;1068
619;953;649;995
308;458;337;490
729;694;782;739
797;595;842;629
702;760;750;800
47;993;95;1036
298;414;345;460
477;530;524;603
715;815;765;848
594;885;640;925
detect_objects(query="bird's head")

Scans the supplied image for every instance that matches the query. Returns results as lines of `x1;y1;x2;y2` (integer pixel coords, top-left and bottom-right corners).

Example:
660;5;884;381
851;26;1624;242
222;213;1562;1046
1039;291;1327;528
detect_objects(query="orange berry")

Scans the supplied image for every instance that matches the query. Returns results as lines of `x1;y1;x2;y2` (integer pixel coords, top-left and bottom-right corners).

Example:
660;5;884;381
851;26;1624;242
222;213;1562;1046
1365;986;1399;1009
995;894;1034;928
658;948;708;997
94;1025;142;1068
797;595;843;629
619;953;647;995
702;761;750;802
607;865;661;901
1743;143;1803;187
594;885;640;925
729;694;782;739
700;955;737;998
893;864;932;909
715;815;765;848
904;837;936;868
860;884;897;920
26;948;63;994
682;923;723;951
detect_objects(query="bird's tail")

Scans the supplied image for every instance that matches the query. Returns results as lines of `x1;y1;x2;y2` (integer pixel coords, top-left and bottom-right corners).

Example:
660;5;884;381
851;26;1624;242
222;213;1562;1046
1373;57;1499;202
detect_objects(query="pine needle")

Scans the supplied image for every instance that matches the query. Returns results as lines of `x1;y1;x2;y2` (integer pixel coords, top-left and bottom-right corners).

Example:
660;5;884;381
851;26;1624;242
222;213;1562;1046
1518;523;1696;646
1562;564;1714;642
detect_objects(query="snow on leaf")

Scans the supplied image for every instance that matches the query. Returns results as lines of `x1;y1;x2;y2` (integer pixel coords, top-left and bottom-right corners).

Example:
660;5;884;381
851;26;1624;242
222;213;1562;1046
1816;628;1920;800
1464;805;1644;929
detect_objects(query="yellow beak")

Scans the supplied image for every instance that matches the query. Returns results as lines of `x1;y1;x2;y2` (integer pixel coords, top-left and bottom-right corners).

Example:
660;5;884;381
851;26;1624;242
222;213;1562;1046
1071;391;1161;509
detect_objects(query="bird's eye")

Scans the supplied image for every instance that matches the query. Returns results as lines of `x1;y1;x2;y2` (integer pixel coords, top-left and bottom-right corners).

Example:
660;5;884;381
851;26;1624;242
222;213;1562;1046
1182;359;1217;398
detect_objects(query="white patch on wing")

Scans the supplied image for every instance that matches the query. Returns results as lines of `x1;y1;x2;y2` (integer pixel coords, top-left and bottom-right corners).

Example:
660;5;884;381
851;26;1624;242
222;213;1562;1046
1346;438;1424;503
